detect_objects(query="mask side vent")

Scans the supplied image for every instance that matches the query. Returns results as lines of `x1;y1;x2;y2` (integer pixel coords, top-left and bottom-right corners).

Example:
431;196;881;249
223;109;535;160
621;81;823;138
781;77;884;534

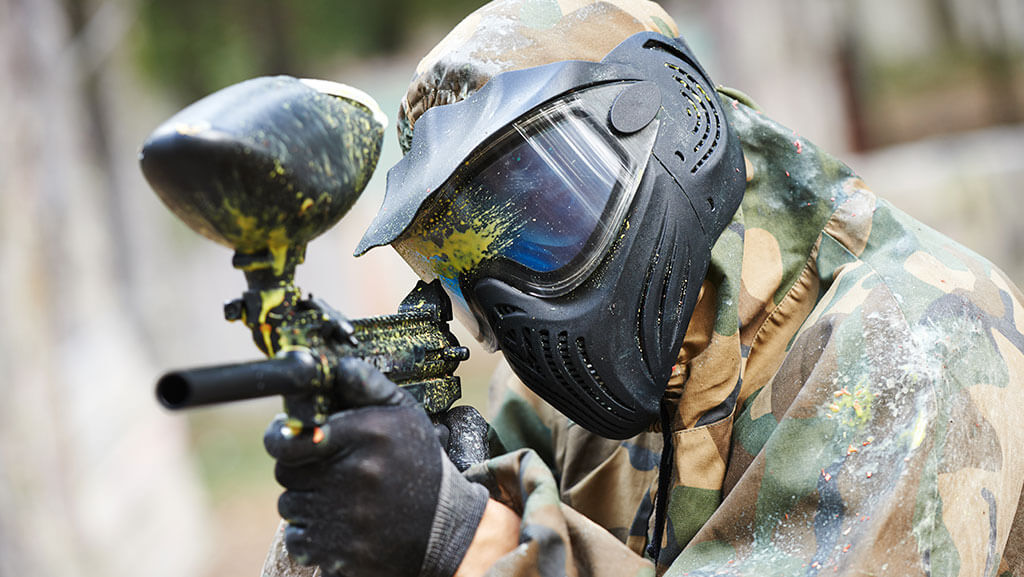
536;330;610;426
494;303;525;317
495;309;639;436
518;329;634;424
636;213;671;366
498;321;542;376
574;336;635;416
665;62;721;175
550;331;633;419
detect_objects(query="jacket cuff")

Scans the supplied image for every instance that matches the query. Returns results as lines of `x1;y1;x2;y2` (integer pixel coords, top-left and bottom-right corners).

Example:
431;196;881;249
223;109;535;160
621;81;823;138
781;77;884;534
419;452;490;577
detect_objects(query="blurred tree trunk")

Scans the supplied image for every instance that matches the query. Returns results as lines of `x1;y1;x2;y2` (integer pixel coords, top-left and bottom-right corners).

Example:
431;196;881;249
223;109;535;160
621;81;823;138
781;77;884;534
835;0;869;152
979;0;1021;125
706;0;852;153
250;0;296;74
0;1;210;576
935;0;1021;126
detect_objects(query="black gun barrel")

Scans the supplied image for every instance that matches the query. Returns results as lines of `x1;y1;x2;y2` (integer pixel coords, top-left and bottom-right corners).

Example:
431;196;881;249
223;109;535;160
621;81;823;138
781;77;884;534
157;350;319;409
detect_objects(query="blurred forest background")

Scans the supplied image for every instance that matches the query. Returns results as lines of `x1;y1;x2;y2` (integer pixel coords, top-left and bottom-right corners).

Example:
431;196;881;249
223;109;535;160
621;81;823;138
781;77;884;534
1;0;1022;575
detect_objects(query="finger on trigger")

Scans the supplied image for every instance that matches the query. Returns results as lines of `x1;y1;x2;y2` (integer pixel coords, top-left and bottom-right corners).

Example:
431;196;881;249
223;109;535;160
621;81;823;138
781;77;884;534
334;357;417;409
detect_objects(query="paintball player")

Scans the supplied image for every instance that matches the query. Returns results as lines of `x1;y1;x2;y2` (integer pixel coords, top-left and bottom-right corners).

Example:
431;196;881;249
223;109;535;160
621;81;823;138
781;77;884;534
263;1;1024;576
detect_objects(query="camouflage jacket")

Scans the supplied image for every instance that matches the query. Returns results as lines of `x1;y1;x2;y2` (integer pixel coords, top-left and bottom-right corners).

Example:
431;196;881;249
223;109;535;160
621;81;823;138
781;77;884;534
466;92;1024;577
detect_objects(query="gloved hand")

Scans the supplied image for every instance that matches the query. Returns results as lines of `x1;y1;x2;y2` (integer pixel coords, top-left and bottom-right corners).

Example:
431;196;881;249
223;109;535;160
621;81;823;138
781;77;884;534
264;358;491;577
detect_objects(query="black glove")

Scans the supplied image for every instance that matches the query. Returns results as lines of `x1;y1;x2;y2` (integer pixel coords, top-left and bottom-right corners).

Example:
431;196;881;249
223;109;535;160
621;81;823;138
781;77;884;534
264;358;490;577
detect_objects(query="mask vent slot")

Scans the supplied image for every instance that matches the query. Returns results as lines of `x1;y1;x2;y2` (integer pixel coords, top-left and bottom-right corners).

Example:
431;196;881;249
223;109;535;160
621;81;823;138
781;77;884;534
537;330;606;425
665;62;721;174
519;326;540;373
544;330;632;419
498;321;542;375
574;336;635;416
493;303;524;318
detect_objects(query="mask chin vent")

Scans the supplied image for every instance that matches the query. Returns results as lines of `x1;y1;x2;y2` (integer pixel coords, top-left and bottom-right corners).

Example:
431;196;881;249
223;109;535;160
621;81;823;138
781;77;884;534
497;318;636;435
573;335;635;416
664;62;721;175
499;325;543;376
538;329;635;421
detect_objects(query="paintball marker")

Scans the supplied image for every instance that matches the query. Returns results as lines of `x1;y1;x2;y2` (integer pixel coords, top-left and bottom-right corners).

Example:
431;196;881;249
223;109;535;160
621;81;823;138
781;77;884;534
140;76;470;430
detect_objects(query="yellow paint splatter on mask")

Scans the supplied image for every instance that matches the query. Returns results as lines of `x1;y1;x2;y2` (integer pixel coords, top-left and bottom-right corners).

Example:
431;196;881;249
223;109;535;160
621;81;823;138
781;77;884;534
405;219;507;280
398;200;519;282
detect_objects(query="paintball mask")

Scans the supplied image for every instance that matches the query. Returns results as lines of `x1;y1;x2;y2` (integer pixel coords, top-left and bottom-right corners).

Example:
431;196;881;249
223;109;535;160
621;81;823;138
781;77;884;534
357;32;745;438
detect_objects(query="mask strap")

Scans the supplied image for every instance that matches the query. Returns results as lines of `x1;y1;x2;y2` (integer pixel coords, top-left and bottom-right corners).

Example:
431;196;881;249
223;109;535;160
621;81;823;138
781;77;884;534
645;399;675;565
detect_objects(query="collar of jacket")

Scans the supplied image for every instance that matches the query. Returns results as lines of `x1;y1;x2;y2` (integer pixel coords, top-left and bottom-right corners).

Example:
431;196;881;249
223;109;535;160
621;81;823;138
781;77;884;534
664;89;869;432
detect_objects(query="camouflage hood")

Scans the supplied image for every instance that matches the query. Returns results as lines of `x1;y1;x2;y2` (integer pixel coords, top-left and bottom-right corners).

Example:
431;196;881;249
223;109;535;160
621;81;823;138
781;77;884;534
396;0;678;153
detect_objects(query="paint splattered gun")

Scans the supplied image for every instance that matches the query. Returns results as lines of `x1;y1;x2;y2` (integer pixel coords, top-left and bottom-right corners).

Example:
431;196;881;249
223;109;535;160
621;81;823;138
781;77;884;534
139;76;484;462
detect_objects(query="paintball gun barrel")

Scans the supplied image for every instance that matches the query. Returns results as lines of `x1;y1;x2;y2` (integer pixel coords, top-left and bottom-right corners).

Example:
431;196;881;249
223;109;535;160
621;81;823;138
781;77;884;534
157;350;321;409
154;279;469;424
141;76;468;427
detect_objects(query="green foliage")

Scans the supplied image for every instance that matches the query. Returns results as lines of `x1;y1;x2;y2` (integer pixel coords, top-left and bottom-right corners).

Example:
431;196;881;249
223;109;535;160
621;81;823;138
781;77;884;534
136;0;485;101
187;400;279;501
867;45;1020;97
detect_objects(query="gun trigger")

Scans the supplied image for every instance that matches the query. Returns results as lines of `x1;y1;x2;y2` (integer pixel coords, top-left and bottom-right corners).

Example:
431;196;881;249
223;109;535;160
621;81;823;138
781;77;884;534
338;320;358;348
310;296;359;347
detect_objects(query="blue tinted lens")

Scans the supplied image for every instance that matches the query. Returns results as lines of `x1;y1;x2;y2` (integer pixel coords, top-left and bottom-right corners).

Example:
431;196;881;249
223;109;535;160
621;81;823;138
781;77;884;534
474;118;620;273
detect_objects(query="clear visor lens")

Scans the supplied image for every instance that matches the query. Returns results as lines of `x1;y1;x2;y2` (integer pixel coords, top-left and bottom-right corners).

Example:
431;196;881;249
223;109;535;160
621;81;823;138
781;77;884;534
394;82;657;346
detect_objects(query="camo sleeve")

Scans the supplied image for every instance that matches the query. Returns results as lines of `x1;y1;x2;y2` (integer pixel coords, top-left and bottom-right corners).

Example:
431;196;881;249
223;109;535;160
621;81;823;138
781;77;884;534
463;448;656;577
665;201;1024;574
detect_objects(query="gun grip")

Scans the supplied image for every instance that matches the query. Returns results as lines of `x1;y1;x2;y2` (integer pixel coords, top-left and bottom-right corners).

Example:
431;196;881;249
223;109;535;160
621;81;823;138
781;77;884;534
437;405;491;472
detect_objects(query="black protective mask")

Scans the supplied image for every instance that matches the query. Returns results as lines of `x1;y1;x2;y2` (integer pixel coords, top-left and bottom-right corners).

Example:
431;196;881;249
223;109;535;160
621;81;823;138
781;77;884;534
357;32;745;439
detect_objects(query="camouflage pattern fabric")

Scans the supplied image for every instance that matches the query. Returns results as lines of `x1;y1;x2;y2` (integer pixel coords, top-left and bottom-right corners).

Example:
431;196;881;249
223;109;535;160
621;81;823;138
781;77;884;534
479;89;1024;576
265;1;1024;575
396;0;678;153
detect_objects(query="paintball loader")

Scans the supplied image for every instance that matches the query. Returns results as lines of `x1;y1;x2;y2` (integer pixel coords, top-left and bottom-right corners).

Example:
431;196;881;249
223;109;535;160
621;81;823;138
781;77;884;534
140;76;479;445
